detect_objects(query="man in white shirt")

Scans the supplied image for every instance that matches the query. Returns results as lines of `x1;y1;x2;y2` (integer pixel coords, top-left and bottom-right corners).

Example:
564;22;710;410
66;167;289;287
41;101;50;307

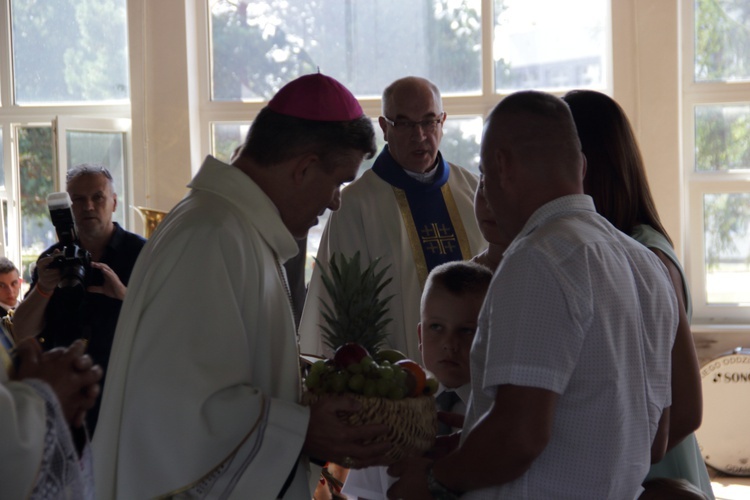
388;90;678;499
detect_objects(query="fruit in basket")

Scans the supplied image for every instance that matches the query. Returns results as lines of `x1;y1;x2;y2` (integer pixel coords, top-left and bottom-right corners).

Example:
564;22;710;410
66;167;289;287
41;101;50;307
333;342;370;368
396;359;427;398
376;348;407;364
305;252;438;463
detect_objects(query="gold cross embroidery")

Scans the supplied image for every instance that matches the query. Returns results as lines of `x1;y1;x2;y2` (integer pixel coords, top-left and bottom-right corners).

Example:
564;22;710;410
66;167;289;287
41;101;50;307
420;223;457;255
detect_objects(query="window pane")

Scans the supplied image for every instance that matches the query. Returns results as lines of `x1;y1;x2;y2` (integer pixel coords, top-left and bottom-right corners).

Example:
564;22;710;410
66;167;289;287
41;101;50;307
209;0;481;101
694;0;750;83
212;123;251;163
704;193;750;305
66;131;127;224
18;126;56;282
213;115;483;282
11;0;129;104
494;0;607;92
695;104;750;172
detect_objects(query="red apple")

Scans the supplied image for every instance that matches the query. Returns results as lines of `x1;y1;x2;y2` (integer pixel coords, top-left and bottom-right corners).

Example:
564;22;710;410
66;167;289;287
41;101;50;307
333;343;370;369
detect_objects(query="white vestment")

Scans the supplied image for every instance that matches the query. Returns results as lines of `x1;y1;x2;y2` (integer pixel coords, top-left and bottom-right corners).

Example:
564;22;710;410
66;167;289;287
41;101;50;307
1;361;46;499
93;156;311;499
1;354;92;499
299;161;486;360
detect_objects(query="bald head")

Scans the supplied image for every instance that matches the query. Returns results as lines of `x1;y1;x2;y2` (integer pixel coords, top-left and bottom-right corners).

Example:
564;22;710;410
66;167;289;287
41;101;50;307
480;91;585;241
381;77;443;117
485;90;583;184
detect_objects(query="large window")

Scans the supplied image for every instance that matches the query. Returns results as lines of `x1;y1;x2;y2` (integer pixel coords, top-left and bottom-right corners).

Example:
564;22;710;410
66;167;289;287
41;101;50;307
200;0;610;273
684;0;750;323
0;0;131;278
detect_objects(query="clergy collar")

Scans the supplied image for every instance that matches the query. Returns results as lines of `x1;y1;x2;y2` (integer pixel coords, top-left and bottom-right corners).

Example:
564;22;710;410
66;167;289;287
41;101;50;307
402;158;441;184
371;146;449;192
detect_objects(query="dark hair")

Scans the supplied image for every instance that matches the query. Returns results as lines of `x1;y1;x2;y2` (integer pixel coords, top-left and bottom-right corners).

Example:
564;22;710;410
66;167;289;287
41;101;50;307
563;90;672;245
423;261;493;301
66;163;116;192
0;257;18;275
240;108;376;168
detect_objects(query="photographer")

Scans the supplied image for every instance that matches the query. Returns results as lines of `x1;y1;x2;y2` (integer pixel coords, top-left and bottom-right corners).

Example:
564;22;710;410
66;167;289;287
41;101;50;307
13;164;146;435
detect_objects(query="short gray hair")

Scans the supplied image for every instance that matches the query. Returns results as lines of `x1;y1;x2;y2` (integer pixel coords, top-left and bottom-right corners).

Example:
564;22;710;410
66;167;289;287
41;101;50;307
66;164;116;192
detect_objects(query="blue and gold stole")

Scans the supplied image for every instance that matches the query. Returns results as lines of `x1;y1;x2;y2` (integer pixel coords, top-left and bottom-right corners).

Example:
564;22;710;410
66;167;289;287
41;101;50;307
372;147;472;289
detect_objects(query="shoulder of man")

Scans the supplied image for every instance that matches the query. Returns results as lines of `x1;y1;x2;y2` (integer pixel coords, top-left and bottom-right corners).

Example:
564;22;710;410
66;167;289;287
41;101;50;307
111;222;147;250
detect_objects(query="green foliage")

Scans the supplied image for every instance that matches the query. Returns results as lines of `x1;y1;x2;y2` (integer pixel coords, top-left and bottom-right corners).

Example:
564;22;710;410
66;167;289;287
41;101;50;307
315;251;394;355
427;0;483;91
18;127;55;223
695;0;750;81
11;0;128;102
210;1;316;100
704;193;750;268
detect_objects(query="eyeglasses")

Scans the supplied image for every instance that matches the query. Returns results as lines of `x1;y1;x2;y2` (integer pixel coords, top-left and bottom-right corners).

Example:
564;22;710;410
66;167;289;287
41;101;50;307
382;113;445;133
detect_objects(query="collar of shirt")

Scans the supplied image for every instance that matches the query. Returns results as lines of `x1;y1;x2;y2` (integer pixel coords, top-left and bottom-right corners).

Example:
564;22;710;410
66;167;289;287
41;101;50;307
402;158;441;184
505;194;596;257
437;383;471;406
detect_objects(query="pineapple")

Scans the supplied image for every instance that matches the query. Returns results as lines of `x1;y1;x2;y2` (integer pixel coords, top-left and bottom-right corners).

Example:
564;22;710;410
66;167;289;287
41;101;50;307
315;251;393;357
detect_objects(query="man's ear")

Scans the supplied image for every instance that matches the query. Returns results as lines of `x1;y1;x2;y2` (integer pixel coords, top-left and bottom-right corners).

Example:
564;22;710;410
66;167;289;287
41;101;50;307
291;152;320;186
112;192;118;212
378;116;389;142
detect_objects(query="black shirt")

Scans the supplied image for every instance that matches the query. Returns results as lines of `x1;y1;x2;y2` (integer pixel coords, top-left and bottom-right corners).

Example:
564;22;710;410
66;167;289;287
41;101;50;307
31;222;146;433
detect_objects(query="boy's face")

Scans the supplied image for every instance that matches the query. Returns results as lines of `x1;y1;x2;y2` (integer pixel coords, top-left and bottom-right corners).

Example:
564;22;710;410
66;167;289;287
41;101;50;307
418;286;483;389
0;270;21;307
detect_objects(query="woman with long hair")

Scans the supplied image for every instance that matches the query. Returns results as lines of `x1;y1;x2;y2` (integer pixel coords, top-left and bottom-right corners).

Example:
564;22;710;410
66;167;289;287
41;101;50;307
564;90;713;498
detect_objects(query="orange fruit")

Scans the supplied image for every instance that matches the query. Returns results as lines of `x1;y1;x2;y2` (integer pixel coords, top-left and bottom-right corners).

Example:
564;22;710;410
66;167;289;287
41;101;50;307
396;359;427;398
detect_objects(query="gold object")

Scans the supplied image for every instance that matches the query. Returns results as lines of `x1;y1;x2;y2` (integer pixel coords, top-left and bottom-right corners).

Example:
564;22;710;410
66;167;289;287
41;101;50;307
133;206;168;238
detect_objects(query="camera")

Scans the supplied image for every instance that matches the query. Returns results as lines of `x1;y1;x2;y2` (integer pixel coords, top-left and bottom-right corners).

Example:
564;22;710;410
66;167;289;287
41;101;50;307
46;192;103;291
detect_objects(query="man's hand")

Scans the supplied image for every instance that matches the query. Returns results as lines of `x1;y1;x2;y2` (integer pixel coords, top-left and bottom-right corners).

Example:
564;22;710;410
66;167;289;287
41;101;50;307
88;262;127;300
34;252;63;296
302;394;392;469
13;338;102;428
387;456;433;500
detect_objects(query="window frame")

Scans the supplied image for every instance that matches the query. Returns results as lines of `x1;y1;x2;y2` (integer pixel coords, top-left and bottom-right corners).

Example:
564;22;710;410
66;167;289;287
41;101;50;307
0;0;133;267
193;0;612;169
681;0;750;324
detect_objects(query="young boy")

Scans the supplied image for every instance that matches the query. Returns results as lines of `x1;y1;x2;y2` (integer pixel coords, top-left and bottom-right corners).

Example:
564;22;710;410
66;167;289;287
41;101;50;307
341;260;493;500
0;257;22;317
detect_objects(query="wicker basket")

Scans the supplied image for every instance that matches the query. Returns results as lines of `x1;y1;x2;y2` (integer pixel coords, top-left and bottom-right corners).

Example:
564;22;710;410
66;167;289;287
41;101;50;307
303;391;437;463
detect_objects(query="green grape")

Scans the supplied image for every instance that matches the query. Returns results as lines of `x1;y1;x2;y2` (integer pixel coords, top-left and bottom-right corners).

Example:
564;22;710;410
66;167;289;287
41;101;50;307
363;380;377;397
347;362;363;374
376;378;392;397
387;386;407;400
379;366;395;380
311;360;327;375
348;373;366;392
360;356;375;374
305;372;320;389
331;372;349;393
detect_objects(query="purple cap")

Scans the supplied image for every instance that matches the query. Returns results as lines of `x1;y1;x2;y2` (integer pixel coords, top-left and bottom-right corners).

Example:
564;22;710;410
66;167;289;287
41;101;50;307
267;73;363;121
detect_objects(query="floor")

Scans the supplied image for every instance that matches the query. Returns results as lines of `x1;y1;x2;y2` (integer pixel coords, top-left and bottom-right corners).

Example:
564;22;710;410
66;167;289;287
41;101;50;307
710;472;750;499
